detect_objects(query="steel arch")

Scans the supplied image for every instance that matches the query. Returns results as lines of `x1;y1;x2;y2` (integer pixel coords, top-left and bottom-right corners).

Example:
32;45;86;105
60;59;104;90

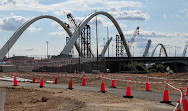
61;11;131;57
151;44;168;57
0;15;82;60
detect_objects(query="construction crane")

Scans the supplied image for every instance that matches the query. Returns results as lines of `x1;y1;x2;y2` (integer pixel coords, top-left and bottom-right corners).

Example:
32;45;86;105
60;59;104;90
67;13;78;31
128;27;139;48
66;13;94;57
182;43;188;57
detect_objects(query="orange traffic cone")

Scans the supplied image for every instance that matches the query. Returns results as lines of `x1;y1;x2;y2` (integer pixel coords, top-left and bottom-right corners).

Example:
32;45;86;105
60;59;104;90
123;77;133;98
82;74;86;86
55;76;58;84
176;99;181;111
67;77;74;90
13;73;17;86
180;88;188;111
110;73;116;88
39;73;44;88
160;80;171;104
186;86;188;96
32;74;36;83
145;75;150;91
100;75;106;93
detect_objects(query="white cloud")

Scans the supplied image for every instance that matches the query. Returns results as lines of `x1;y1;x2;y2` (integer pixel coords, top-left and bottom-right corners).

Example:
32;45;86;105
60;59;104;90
0;13;26;31
48;31;68;36
123;29;188;56
0;0;38;6
181;9;188;19
0;13;41;32
0;0;142;15
124;29;188;38
27;27;41;32
24;48;35;52
1;0;16;5
162;14;167;18
109;8;149;21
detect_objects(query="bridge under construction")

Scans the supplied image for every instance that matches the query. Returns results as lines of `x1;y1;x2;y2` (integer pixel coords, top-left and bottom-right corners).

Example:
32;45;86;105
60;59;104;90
0;11;187;73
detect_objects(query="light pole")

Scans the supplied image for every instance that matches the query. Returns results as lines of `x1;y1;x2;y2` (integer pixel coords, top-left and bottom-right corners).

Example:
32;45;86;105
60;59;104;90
175;46;176;57
112;44;114;57
133;46;134;57
46;41;49;59
169;50;170;57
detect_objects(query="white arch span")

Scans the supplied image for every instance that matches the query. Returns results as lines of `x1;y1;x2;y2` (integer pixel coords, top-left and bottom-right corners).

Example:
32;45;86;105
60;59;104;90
151;44;168;57
61;11;132;57
0;15;82;60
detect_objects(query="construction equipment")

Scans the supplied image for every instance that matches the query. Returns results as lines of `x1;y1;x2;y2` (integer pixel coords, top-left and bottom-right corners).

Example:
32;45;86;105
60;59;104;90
66;13;94;57
116;35;123;57
67;13;78;31
143;40;151;57
128;27;139;48
182;43;188;57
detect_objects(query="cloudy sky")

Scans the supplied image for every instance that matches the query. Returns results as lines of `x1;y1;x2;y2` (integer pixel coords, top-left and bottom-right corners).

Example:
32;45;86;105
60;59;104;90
0;0;187;58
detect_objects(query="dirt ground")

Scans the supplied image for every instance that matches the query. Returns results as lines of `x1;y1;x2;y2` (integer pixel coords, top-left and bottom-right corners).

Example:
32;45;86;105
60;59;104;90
0;72;187;111
1;86;174;111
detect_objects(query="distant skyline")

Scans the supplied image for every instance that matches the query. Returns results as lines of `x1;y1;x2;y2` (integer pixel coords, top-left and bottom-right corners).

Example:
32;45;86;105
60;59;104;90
0;0;187;58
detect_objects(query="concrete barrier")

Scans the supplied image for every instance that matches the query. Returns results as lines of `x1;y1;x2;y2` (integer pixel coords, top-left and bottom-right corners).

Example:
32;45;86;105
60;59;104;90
1;65;17;72
16;66;33;72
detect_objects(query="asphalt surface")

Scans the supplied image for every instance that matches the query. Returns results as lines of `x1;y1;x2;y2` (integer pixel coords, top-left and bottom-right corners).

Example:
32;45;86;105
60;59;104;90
0;88;6;111
0;80;181;105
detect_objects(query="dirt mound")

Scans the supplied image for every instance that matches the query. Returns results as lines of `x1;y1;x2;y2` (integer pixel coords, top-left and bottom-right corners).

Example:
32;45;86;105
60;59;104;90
2;87;84;111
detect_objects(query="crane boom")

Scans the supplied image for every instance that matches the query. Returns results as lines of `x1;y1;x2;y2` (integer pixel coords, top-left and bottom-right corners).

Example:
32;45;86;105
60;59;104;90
67;13;78;30
128;27;139;48
66;13;94;57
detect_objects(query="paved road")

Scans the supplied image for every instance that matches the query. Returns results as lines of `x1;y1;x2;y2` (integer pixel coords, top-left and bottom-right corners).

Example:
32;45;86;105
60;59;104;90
0;81;180;105
0;88;6;111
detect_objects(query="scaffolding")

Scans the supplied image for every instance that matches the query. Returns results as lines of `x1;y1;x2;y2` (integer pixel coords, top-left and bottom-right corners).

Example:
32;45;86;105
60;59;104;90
81;24;91;58
116;35;123;57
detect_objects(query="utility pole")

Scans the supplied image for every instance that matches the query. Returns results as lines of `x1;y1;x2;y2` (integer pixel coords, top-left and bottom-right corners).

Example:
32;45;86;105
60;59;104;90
46;41;49;59
175;46;176;57
112;44;114;57
103;38;105;48
133;46;134;57
169;50;170;57
95;10;99;70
